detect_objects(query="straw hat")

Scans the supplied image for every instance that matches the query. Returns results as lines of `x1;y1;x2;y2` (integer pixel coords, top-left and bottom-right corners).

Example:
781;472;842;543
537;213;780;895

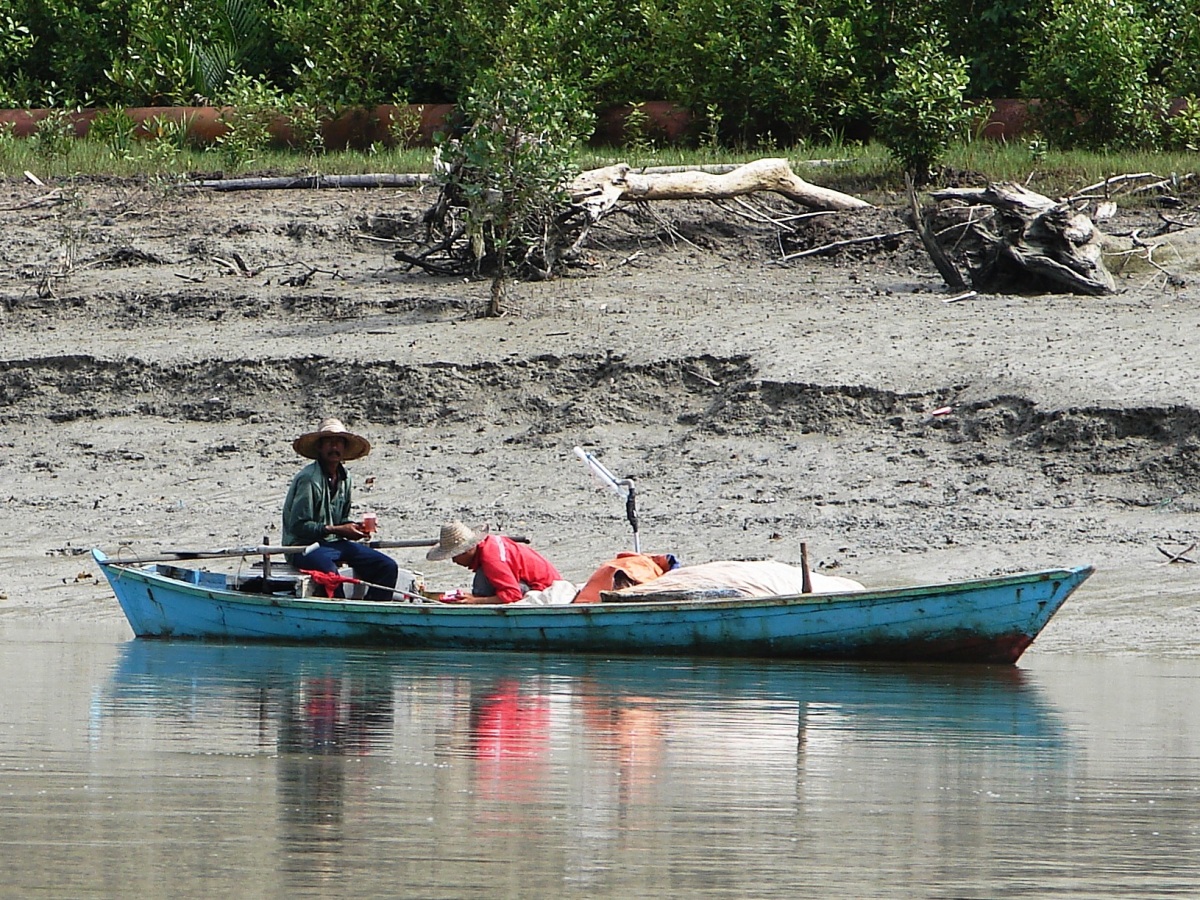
426;522;485;561
292;417;371;461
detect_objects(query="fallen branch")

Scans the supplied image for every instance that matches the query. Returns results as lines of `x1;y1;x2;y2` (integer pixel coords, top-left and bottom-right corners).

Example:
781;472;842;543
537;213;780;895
908;174;967;289
412;156;872;282
212;251;258;277
1158;212;1200;232
684;366;720;386
720;196;797;231
571;158;871;224
1158;543;1196;564
780;229;912;261
1;189;65;211
187;173;432;191
391;248;460;276
1071;172;1162;199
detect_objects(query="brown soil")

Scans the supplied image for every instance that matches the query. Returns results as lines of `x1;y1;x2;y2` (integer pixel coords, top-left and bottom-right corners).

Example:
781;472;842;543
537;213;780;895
2;174;1199;640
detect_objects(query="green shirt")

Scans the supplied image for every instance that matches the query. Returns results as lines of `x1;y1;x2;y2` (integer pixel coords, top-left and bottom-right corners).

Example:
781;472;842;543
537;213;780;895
282;461;353;547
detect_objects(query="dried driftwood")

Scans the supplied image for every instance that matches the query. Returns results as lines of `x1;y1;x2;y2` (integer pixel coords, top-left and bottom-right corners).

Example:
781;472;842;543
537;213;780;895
929;182;1115;295
570;158;870;224
405;157;872;279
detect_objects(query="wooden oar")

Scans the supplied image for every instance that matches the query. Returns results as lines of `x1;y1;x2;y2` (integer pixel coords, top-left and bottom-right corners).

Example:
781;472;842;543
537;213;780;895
107;535;529;566
301;569;430;603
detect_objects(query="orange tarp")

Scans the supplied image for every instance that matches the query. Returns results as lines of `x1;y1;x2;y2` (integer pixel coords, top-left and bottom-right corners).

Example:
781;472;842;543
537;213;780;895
574;552;676;604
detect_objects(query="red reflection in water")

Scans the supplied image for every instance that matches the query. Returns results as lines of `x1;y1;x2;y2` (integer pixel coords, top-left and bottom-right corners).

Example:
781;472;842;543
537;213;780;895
469;679;551;804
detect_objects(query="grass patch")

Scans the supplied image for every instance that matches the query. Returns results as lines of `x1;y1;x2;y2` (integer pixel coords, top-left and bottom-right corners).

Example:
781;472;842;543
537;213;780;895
0;130;1195;207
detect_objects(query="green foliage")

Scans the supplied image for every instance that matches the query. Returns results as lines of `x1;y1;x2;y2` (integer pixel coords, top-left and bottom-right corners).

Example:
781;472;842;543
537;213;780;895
285;102;326;156
273;0;416;108
33;109;76;159
437;63;593;314
384;106;423;150
6;0;126;106
105;0;277;105
874;38;972;180
1158;7;1200;96
0;121;18;156
1165;96;1200;152
4;0;1200;162
1022;0;1160;150
622;103;654;155
213;74;286;169
699;103;723;153
129;112;196;170
648;0;821;145
142;113;197;150
88;107;138;153
491;0;663;105
0;14;35;106
950;0;1039;97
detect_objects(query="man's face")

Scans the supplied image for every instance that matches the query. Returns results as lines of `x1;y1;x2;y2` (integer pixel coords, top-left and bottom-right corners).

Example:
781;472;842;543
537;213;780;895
317;435;347;468
452;548;476;568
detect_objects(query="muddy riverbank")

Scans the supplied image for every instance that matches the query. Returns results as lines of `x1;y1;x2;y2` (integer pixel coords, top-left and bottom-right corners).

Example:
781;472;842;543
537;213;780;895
2;175;1198;628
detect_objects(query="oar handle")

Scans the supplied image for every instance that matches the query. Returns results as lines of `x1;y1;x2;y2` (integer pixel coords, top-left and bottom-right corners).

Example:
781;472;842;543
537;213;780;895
368;535;529;550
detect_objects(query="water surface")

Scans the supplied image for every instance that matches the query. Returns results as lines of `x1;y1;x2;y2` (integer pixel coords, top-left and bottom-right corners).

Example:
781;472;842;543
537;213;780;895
3;618;1199;898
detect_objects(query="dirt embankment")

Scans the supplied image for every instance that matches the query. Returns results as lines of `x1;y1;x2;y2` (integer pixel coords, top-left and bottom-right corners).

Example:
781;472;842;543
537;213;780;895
1;176;1198;617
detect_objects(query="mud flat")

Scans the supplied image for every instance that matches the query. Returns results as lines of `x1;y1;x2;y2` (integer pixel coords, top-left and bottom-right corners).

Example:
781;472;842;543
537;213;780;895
2;177;1198;648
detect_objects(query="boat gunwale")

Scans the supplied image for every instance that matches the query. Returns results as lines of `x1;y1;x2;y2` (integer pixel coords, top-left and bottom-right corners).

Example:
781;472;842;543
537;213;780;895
92;549;1094;616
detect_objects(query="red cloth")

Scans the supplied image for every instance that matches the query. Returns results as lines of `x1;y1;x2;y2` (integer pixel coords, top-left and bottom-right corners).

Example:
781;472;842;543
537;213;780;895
471;535;561;604
574;552;675;604
301;569;357;598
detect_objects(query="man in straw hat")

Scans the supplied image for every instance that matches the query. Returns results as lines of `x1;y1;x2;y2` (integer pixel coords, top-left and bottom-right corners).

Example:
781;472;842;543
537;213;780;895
282;417;398;600
427;521;574;604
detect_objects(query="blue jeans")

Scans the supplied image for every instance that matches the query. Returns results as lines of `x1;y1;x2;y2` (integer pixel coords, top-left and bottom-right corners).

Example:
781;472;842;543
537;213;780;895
295;540;399;600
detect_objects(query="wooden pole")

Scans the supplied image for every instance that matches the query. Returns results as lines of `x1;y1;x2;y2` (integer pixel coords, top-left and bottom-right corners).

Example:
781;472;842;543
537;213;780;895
800;542;813;594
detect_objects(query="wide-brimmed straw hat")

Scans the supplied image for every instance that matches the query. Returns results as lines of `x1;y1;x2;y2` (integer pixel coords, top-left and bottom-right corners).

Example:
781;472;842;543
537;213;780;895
292;417;371;461
426;522;485;561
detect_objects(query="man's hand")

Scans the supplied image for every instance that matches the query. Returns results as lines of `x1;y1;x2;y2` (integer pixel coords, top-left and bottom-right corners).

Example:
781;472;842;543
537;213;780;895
453;592;498;604
327;522;369;540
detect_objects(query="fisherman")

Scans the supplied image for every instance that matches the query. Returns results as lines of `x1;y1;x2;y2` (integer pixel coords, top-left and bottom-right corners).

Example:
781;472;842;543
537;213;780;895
282;417;398;600
427;521;575;604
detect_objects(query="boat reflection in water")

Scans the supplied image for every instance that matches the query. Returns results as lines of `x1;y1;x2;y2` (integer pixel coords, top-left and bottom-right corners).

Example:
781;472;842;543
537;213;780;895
273;672;395;871
100;641;1069;888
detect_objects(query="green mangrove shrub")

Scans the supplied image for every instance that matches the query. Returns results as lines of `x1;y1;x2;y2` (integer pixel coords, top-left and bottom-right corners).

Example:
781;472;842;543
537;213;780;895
874;37;972;180
435;63;593;314
1022;0;1159;149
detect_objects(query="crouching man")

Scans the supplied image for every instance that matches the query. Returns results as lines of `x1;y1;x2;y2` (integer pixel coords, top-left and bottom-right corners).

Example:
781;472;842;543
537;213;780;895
427;522;575;605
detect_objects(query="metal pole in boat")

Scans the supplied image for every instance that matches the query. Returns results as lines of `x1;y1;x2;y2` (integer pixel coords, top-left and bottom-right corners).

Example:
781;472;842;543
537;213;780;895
574;447;643;554
625;481;640;554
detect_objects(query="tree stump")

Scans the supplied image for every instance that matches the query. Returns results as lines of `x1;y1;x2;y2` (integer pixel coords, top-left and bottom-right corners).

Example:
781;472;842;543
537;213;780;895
929;182;1115;295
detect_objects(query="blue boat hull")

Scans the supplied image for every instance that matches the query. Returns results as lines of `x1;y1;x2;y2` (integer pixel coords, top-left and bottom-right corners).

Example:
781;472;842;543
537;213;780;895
92;550;1092;664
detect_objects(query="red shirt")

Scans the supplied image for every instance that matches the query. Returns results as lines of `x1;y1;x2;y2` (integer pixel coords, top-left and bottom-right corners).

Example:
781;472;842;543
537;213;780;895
471;535;562;603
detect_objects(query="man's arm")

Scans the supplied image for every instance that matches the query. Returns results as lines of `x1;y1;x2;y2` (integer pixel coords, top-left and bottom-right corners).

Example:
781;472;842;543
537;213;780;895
283;478;328;544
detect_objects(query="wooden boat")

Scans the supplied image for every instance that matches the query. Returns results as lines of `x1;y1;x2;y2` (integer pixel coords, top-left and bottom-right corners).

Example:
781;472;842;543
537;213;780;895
92;548;1092;664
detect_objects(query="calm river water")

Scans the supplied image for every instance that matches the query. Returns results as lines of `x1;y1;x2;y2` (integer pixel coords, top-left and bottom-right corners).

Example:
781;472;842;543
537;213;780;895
3;601;1200;898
